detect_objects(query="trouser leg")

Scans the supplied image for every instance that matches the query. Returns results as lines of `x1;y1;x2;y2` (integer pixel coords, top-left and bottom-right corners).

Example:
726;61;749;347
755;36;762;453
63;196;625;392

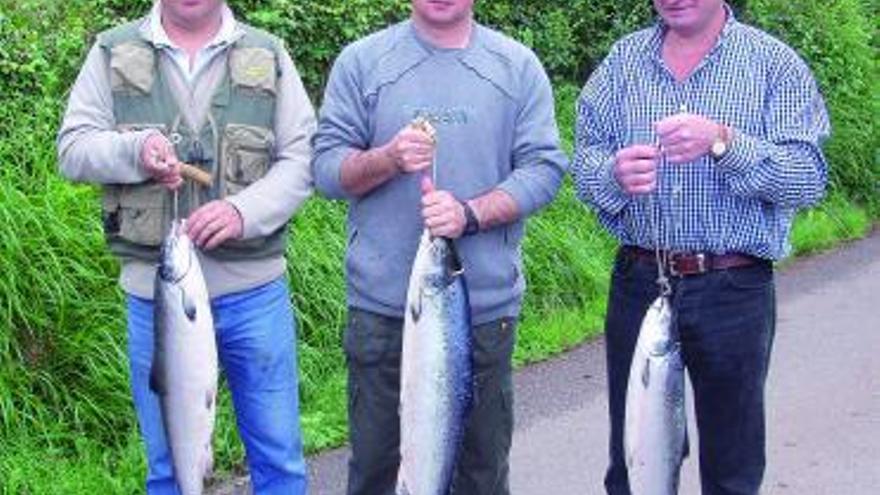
213;278;308;495
602;252;658;495
344;309;404;495
451;317;517;495
679;264;776;495
126;294;179;495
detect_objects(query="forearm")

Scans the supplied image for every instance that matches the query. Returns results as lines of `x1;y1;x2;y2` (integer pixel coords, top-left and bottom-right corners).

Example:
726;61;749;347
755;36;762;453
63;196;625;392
340;144;400;197
468;189;520;231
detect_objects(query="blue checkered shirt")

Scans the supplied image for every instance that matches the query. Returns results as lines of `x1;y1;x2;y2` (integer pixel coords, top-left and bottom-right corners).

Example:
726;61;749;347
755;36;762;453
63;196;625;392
572;12;830;261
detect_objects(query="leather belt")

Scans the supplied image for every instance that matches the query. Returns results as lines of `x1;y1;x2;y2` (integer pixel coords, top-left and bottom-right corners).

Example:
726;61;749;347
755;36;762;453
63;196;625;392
622;246;763;277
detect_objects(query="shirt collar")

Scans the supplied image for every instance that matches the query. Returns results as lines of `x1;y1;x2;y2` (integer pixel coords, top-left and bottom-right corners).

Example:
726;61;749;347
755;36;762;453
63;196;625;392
646;3;739;66
147;1;239;50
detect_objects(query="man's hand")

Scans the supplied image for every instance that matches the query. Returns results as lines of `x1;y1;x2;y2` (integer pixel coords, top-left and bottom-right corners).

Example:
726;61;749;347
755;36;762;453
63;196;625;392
655;113;721;164
384;125;436;173
421;176;466;239
185;200;244;250
141;133;182;189
614;144;660;195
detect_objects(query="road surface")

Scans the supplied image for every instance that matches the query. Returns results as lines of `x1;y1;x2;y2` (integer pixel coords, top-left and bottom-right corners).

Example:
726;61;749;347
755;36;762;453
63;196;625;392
218;230;880;494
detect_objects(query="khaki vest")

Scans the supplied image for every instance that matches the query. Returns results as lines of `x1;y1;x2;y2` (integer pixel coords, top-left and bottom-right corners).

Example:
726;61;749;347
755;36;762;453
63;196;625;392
98;19;288;262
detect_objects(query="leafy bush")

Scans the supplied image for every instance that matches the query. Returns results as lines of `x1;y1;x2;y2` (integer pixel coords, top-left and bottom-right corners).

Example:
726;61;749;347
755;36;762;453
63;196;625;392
0;0;876;491
744;0;879;210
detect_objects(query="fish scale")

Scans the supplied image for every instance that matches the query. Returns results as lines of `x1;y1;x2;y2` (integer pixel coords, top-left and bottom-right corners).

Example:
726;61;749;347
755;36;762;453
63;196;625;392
152;220;218;495
397;231;474;495
624;295;687;495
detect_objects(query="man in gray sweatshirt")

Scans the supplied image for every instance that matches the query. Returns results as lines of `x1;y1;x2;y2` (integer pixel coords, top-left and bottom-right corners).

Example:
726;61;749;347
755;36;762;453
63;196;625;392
312;1;568;493
56;1;314;493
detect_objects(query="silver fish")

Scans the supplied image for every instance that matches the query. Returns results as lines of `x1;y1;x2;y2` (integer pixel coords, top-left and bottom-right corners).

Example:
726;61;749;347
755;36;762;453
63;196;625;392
624;295;687;495
397;231;473;495
151;220;218;495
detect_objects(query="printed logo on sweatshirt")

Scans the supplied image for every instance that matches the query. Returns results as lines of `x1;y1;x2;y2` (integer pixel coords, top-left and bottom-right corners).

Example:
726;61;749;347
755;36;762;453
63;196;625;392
405;105;473;127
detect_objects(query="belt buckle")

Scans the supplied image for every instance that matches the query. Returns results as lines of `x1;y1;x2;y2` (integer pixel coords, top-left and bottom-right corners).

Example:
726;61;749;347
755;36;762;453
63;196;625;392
668;252;708;277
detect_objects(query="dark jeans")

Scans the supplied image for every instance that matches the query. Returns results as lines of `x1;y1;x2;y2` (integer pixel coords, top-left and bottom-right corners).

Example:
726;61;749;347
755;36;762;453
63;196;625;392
344;308;516;495
604;249;776;495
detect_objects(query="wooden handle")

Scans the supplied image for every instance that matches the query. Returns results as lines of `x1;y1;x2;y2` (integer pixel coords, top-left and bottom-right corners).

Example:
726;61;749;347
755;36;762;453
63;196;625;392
179;163;213;187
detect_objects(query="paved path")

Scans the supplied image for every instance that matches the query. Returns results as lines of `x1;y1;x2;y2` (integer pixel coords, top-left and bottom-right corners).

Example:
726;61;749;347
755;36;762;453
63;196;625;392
222;231;880;494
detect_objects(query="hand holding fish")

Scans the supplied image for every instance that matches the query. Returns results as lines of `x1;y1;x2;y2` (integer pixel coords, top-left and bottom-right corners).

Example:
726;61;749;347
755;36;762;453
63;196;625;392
655;113;720;164
384;121;436;173
614;144;660;195
186;200;244;250
141;132;183;190
421;176;467;239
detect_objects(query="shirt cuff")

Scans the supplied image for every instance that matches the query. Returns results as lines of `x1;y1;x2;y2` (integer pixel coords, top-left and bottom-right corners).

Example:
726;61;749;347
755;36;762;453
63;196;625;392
715;131;766;176
596;156;630;215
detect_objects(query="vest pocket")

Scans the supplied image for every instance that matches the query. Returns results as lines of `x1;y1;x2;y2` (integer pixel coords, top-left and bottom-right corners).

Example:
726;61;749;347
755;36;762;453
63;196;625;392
109;42;155;94
222;124;275;197
109;183;167;247
229;47;277;95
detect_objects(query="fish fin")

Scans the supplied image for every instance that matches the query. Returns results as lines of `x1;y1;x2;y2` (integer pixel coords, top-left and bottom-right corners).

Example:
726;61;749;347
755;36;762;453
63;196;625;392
181;287;197;321
203;441;214;480
205;389;215;411
395;476;411;495
640;358;650;387
149;363;165;395
409;290;422;322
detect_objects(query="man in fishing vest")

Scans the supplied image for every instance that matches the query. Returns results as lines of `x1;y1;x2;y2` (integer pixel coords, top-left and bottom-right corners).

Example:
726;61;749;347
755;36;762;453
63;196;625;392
57;1;315;493
312;1;568;493
572;1;829;494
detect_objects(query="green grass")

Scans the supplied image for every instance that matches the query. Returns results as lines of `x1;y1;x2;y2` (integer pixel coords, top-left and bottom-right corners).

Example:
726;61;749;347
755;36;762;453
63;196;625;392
1;1;878;492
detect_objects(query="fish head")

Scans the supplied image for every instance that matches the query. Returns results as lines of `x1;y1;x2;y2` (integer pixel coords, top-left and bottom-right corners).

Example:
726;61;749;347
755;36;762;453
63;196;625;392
158;220;195;284
643;296;677;357
421;235;464;293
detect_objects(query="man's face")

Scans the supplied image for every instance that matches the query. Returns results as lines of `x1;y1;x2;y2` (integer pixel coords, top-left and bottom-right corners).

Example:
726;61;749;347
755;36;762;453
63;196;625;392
161;0;224;26
653;0;725;35
412;0;475;28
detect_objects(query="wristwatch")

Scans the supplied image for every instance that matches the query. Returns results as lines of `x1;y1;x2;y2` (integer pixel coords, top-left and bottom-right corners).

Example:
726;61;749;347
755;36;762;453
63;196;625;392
711;124;733;159
460;200;480;236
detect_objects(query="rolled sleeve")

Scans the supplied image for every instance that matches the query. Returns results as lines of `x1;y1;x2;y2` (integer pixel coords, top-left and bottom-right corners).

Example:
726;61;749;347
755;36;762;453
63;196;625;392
499;55;567;216
311;48;370;200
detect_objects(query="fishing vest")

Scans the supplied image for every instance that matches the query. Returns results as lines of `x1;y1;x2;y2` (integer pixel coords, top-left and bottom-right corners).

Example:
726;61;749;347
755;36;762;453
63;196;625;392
97;19;287;262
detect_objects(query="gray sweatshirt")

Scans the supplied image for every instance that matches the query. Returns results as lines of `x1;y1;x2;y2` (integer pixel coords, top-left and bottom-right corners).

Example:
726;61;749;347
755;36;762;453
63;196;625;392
57;11;315;299
312;20;567;325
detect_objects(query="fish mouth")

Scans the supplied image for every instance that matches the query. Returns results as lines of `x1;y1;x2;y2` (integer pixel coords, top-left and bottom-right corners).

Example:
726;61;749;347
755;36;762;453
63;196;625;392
159;222;193;283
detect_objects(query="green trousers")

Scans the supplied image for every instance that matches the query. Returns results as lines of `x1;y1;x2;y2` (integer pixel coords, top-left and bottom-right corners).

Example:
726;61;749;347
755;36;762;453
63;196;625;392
344;308;516;495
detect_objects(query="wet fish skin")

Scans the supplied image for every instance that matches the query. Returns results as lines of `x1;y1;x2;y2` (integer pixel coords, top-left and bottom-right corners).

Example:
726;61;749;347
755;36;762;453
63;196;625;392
151;221;218;495
624;295;687;495
397;232;473;495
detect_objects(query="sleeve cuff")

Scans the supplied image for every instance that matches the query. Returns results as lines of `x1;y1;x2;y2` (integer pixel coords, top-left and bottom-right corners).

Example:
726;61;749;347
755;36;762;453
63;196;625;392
594;156;630;215
716;131;765;176
313;146;356;200
496;179;539;217
223;195;257;239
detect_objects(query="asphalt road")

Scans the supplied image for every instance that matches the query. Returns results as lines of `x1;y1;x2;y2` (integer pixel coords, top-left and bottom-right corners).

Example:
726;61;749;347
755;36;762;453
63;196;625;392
218;230;880;494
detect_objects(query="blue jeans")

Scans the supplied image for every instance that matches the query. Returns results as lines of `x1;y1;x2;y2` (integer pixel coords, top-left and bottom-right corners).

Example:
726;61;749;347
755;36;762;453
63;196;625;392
604;249;776;495
127;277;307;495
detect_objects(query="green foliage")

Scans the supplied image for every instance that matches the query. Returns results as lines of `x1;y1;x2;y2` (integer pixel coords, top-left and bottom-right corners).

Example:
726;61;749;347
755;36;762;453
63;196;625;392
0;0;877;491
744;0;880;210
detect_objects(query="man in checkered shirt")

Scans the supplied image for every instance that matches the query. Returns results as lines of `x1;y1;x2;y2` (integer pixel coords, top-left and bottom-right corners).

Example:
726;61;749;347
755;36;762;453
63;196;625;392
572;1;829;494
